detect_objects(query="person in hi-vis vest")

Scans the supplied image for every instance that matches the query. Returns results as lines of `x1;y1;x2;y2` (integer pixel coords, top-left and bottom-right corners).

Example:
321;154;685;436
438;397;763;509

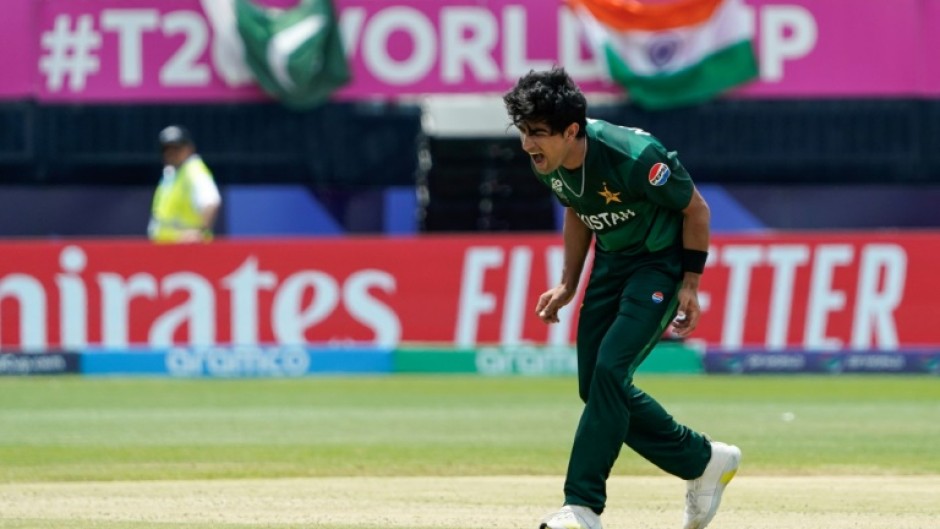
148;126;221;243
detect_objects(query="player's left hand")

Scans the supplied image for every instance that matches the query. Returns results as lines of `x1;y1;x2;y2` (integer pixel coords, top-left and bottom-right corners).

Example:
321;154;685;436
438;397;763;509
672;284;701;338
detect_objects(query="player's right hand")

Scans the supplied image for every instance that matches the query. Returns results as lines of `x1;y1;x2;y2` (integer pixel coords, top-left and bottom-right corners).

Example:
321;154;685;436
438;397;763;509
535;285;575;324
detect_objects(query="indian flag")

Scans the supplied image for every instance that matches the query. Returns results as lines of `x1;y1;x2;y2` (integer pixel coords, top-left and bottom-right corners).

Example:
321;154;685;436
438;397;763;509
570;0;759;109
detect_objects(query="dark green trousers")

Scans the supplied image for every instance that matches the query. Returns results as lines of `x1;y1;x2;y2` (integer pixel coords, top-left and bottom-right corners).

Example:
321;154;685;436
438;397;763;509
563;247;711;514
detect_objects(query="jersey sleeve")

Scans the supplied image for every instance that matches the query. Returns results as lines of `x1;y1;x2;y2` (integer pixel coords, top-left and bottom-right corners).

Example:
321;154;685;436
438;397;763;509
629;143;694;211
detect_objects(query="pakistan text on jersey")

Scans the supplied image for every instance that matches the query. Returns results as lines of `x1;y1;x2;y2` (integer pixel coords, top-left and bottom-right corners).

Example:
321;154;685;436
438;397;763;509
578;209;637;231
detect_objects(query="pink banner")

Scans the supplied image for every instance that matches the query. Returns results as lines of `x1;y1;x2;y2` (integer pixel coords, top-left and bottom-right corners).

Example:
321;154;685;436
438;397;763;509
922;0;940;95
740;0;928;97
337;0;583;97
2;0;938;102
36;0;262;102
0;1;37;98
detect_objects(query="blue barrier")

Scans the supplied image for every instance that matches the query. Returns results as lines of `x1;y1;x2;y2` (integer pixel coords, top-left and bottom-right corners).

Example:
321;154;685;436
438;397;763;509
82;350;167;375
704;349;940;374
0;351;80;376
80;346;394;378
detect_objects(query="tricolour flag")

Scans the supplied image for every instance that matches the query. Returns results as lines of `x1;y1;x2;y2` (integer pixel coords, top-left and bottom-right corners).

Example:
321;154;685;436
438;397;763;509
235;0;350;109
570;0;759;109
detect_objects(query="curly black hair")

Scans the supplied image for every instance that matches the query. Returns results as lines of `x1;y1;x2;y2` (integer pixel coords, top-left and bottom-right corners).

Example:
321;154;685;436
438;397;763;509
503;67;587;138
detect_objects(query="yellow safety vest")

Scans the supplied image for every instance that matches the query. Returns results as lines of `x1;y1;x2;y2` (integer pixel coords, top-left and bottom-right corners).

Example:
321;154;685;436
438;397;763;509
149;156;215;243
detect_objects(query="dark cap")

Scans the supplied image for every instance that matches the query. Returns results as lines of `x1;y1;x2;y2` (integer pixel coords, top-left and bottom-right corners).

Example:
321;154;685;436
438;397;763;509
158;125;193;146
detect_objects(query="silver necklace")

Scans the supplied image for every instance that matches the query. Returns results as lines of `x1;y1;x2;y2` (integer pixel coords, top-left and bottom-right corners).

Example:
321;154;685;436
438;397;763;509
556;141;587;198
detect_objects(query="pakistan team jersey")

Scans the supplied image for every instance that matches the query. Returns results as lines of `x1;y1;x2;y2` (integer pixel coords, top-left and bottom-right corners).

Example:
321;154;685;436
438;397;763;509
535;119;694;255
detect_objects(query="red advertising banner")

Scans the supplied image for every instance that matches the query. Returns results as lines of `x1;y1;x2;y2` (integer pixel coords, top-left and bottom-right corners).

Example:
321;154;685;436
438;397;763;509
0;233;936;352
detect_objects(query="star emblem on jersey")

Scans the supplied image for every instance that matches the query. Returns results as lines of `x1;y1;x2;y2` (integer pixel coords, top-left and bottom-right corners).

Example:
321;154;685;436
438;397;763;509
598;182;621;204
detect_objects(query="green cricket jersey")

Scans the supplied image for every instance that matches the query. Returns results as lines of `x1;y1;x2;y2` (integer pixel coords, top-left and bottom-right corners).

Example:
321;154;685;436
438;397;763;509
535;119;694;255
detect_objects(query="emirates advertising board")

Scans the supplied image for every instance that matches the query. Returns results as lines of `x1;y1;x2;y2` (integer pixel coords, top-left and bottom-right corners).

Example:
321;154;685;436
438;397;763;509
0;233;936;356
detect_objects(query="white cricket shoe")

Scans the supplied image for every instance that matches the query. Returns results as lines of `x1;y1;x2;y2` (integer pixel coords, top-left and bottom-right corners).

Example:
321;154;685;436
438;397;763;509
540;504;603;529
683;441;741;529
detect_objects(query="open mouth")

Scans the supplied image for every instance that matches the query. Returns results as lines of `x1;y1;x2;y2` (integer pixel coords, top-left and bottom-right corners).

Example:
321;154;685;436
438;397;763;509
531;153;546;167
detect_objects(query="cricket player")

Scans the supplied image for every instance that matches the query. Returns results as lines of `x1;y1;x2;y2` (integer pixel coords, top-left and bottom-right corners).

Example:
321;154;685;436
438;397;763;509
503;67;741;529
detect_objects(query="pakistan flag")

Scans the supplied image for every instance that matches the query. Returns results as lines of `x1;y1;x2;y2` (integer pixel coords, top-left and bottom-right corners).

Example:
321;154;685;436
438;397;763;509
235;0;350;108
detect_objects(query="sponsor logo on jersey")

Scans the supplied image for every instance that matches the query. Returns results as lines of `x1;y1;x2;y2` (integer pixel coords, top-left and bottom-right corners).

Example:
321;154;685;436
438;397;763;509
648;163;671;186
651;291;664;304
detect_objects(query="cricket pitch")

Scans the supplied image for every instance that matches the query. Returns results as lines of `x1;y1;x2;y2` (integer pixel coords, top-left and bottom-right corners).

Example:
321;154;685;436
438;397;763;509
1;475;938;528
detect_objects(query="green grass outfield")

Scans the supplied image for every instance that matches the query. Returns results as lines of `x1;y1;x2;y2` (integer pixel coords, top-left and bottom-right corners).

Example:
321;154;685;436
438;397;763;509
1;375;938;483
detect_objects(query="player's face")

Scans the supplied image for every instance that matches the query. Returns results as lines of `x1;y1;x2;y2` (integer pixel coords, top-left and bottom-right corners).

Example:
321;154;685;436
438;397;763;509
517;120;576;175
162;144;192;168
